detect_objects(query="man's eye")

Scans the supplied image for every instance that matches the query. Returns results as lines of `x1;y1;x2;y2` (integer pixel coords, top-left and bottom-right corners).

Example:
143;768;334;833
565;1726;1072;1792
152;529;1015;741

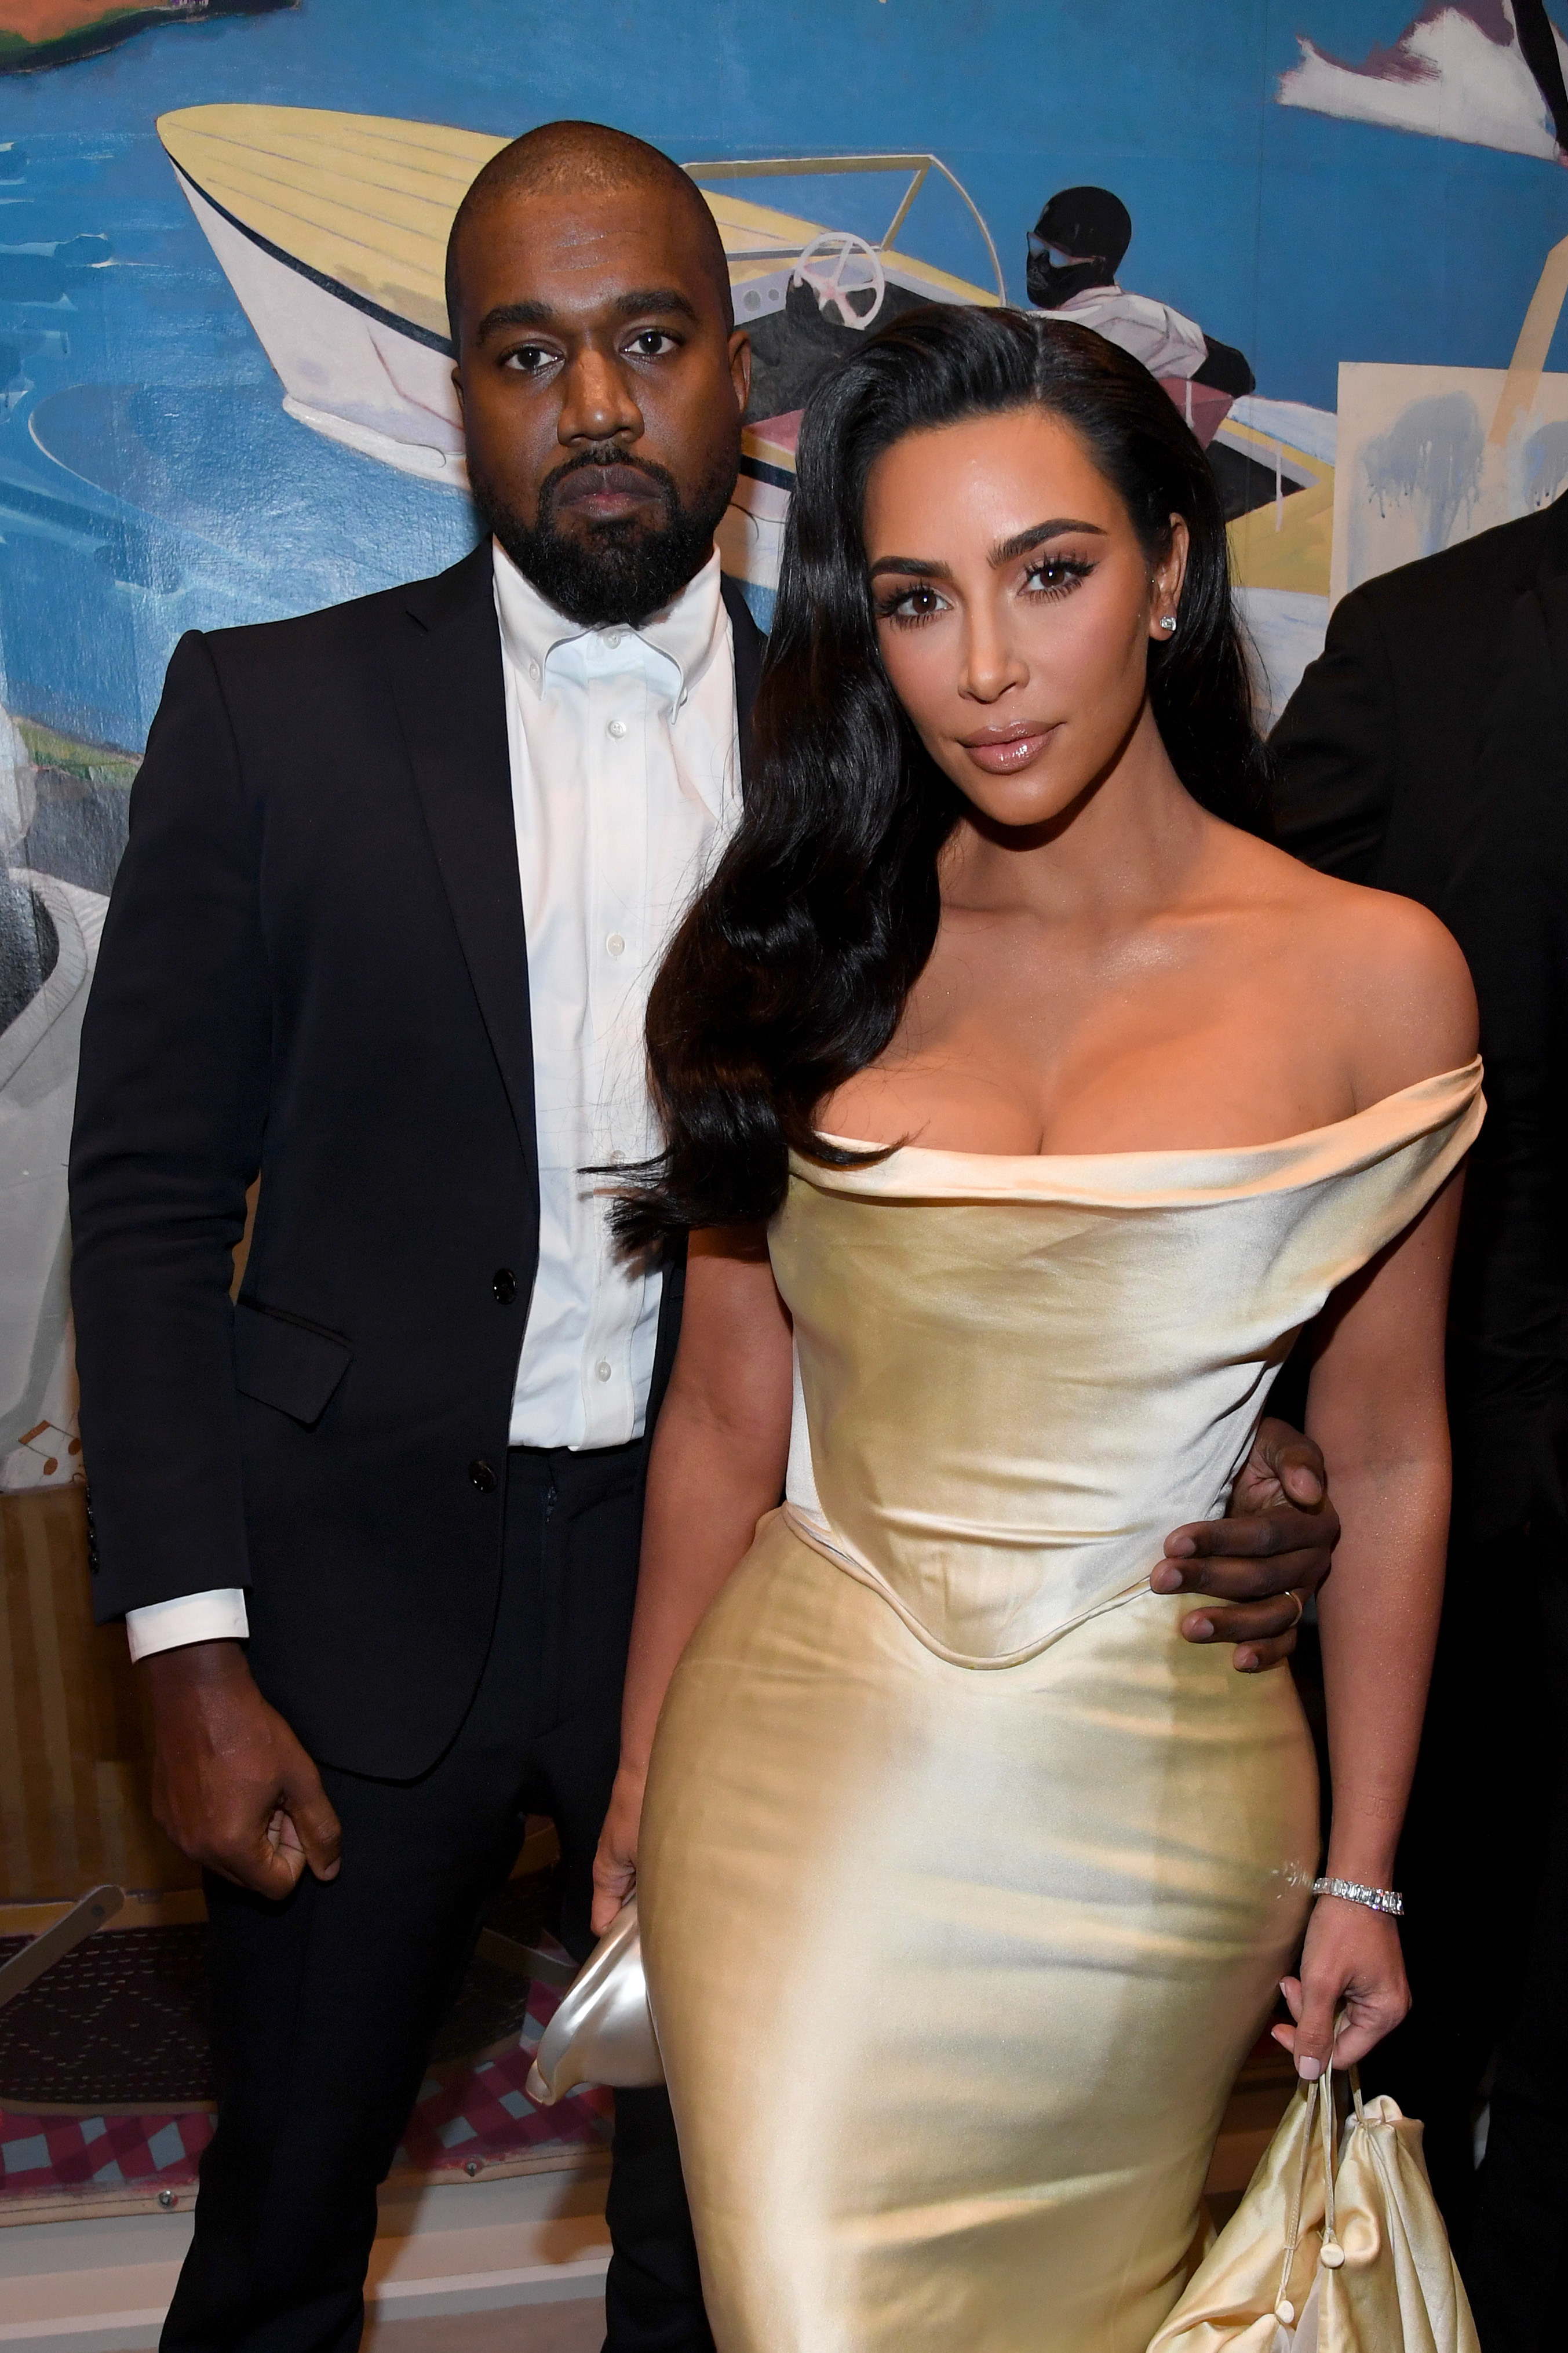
626;330;677;358
501;345;556;374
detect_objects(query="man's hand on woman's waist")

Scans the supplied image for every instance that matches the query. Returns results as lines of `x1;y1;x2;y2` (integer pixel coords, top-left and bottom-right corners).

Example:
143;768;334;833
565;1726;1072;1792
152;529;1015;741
1154;1418;1337;1673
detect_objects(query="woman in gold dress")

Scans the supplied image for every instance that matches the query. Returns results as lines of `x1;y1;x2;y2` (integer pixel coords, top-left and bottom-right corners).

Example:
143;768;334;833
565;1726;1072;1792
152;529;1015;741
593;309;1478;2351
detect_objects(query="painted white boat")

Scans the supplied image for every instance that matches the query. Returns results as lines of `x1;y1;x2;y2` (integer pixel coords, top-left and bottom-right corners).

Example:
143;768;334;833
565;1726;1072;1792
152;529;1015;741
155;105;1004;588
156;107;498;486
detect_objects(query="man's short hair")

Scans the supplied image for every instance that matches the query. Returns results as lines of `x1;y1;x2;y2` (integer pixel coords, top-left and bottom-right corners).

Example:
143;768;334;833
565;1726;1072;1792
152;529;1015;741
445;119;735;348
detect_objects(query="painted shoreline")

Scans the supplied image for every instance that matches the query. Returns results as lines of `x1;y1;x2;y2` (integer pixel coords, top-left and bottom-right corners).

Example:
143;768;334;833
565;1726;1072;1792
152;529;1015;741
0;0;292;79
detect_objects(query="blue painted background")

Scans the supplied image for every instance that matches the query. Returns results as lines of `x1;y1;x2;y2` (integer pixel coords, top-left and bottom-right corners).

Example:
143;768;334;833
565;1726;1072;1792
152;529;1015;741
5;0;1567;757
1;1;1565;1489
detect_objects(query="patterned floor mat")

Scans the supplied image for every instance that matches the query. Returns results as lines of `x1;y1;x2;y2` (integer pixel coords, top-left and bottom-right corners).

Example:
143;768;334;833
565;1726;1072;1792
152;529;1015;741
0;1906;611;2205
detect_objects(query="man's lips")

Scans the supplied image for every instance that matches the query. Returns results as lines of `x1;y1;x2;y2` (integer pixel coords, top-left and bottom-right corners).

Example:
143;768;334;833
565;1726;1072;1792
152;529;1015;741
552;465;667;522
958;721;1060;775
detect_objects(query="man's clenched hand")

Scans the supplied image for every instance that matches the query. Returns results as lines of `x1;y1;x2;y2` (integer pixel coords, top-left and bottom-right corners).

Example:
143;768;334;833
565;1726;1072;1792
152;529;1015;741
1153;1418;1339;1673
139;1639;342;1897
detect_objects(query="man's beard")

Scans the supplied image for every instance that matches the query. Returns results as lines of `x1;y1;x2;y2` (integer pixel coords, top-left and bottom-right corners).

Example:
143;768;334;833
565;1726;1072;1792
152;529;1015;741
1026;254;1110;311
473;446;736;628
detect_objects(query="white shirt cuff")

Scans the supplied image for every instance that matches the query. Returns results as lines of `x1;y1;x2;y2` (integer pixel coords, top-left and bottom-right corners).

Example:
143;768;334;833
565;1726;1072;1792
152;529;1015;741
125;1588;250;1663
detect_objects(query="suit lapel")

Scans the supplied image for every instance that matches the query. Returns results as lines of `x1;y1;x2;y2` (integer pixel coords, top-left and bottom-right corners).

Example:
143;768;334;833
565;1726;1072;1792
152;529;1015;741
389;553;764;1212
642;576;765;1447
721;573;767;800
391;545;539;1199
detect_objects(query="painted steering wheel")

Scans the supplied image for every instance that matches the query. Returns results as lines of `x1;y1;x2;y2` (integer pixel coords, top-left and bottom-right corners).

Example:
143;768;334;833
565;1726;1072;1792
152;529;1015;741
790;230;887;330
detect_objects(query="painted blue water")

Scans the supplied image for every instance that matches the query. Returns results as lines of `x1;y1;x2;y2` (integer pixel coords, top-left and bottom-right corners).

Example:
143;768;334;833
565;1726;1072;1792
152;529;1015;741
2;0;1566;752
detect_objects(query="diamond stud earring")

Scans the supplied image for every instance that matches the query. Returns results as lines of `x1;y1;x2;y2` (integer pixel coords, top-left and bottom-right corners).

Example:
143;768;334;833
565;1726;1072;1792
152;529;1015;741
1158;615;1177;632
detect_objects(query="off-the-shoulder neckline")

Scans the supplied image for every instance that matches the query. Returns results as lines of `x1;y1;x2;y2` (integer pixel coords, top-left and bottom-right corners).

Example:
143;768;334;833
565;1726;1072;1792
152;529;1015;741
807;1058;1483;1176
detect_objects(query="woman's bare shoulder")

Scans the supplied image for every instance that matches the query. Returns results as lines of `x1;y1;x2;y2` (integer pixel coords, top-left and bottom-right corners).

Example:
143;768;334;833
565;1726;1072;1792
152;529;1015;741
1230;835;1477;1103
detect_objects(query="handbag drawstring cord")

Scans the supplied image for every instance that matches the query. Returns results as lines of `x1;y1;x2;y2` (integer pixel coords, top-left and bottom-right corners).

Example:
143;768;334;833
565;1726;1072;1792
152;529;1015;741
1272;2039;1361;2325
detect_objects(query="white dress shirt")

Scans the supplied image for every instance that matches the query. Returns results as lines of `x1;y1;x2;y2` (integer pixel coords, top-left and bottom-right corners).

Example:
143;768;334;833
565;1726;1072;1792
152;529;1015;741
126;542;741;1662
1040;283;1209;381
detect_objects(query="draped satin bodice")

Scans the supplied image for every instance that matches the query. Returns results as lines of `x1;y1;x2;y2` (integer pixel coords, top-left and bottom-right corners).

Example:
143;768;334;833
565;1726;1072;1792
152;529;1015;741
771;1062;1483;1667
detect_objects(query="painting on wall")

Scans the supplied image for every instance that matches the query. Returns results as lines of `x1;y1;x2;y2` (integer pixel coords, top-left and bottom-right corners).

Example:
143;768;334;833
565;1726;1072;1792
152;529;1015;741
1335;337;1568;597
0;2;296;80
1;0;1566;1493
1278;0;1568;161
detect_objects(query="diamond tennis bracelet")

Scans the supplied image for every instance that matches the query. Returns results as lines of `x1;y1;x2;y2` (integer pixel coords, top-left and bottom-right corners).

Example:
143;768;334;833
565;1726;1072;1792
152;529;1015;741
1311;1875;1405;1917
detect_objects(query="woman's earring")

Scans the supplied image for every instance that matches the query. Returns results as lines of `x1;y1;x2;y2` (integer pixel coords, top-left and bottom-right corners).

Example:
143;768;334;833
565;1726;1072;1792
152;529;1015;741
1158;615;1177;633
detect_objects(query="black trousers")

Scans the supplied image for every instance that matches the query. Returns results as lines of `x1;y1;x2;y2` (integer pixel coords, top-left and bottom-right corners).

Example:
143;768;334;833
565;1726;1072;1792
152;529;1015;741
161;1444;713;2353
1462;1539;1568;2352
1464;1749;1568;2351
1355;1528;1562;2269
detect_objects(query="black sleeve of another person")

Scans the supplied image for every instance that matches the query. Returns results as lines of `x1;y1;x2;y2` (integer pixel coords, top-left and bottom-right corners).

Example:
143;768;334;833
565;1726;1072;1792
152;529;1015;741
69;633;268;1619
1270;585;1398;884
1440;588;1568;1543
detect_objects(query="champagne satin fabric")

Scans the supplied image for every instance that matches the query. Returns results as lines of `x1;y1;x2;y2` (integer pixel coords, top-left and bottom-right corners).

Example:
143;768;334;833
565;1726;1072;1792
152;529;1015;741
1149;2072;1480;2350
640;1066;1482;2353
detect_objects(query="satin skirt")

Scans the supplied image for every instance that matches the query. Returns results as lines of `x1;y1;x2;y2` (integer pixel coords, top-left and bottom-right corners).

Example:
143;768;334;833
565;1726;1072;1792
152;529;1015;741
639;1513;1319;2353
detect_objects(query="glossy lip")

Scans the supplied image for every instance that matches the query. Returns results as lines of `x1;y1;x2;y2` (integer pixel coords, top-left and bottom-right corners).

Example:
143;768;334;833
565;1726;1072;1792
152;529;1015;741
958;720;1059;774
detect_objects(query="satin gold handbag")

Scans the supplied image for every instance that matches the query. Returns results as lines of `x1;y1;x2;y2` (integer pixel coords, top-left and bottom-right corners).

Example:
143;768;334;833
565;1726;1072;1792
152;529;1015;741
1148;2063;1479;2352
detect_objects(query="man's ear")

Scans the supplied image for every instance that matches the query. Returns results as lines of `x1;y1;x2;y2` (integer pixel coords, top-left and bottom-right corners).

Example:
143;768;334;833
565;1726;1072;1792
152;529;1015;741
728;329;752;417
451;365;465;413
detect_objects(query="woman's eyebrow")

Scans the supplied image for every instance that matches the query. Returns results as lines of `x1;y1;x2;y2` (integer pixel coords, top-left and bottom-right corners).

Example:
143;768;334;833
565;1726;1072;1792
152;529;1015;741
867;555;954;581
991;518;1108;565
868;519;1110;583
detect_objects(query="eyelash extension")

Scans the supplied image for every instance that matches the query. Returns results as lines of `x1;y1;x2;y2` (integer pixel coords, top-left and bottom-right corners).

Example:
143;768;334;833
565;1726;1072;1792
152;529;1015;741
1023;555;1094;598
873;586;945;628
873;554;1096;629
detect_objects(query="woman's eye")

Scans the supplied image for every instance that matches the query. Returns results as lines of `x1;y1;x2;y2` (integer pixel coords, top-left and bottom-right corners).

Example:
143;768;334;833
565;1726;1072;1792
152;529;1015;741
1023;556;1092;598
877;584;948;626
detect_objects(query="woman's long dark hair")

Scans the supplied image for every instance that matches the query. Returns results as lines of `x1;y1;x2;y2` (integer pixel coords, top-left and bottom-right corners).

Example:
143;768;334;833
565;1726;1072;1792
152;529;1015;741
618;305;1274;1245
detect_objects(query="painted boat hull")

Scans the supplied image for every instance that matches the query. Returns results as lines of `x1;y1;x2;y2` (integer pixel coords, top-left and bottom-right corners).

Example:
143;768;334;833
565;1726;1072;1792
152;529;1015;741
156;104;1002;588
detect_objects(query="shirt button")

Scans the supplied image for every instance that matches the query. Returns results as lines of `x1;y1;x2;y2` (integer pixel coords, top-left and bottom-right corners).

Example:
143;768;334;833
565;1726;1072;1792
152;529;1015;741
468;1458;498;1493
607;718;627;740
607;932;625;956
603;630;623;649
595;1359;612;1383
492;1267;517;1305
528;660;541;684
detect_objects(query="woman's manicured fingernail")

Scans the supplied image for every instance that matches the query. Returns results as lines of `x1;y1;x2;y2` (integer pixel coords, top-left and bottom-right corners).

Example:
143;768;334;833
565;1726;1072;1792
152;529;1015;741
1297;2056;1322;2081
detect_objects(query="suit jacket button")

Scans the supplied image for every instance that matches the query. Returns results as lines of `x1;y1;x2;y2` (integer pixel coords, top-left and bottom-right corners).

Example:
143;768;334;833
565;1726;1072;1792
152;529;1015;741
492;1268;517;1305
469;1459;498;1494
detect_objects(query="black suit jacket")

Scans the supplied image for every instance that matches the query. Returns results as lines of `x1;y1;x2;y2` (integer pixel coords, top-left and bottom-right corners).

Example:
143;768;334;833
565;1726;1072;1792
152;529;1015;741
69;542;764;1778
1272;493;1568;1543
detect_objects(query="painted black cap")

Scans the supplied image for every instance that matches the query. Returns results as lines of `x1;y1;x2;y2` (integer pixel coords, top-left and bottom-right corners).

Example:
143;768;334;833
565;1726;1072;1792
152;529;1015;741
1031;186;1132;274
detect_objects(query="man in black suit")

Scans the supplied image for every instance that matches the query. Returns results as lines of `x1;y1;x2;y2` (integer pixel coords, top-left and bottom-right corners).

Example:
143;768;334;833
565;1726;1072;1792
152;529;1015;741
70;122;1343;2353
1274;496;1568;2338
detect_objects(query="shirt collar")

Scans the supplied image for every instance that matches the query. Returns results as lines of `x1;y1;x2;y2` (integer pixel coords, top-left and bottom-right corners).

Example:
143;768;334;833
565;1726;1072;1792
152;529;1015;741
491;538;728;716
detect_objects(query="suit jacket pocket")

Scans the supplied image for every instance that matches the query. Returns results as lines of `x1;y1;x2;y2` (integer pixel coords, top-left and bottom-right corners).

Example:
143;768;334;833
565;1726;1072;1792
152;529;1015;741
233;1296;353;1427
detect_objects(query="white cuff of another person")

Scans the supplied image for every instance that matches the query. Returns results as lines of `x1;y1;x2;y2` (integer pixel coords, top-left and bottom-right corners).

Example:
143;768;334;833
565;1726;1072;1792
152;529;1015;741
125;1588;250;1662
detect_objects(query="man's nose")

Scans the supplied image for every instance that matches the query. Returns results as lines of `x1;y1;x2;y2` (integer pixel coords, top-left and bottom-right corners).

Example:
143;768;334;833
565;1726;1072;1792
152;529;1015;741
557;346;644;448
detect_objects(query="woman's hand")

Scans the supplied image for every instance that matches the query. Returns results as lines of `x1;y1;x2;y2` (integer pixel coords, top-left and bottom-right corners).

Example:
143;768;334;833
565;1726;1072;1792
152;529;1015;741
1272;1896;1410;2077
590;1763;647;1936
